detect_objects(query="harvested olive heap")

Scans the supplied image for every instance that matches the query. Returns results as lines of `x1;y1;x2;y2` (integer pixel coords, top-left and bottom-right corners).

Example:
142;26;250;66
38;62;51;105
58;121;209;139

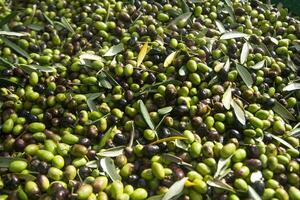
0;0;300;199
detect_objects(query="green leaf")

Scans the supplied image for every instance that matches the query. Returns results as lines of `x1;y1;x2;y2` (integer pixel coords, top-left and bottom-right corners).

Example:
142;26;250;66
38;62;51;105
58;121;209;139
42;13;54;25
220;31;249;40
231;99;246;125
97;146;125;157
79;53;105;62
289;128;300;138
207;179;235;193
270;134;299;153
287;55;298;72
146;195;164;200
128;122;135;148
103;43;124;57
272;100;296;121
175;139;189;151
224;0;233;9
164;51;177;68
14;173;36;181
236;63;253;88
250;60;265;70
138;100;155;130
0;57;14;68
0;157;27;168
215;20;226;34
100;157;121;181
269;37;278;45
0;77;21;87
167;12;192;27
150;136;187;145
99;78;112;89
240;42;250;64
19;64;56;73
283;83;300;91
180;0;190;13
248;186;262;200
86;160;98;168
137;42;148;67
1;37;29;58
179;65;188;76
27;24;44;31
86;93;102;112
158;107;173;115
99;126;118;149
0;31;29;37
214;156;232;179
222;85;232;110
162;177;188;200
0;12;18;27
61;17;75;34
161;153;193;168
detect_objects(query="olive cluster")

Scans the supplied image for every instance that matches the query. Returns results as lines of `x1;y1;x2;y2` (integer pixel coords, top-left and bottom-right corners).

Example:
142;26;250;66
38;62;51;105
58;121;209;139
0;0;300;199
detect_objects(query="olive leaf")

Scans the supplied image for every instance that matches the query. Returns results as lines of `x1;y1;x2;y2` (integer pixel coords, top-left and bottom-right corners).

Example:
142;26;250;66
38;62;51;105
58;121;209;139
161;153;193;169
240;42;250;64
128;122;135;148
269;37;278;45
137;42;148;67
1;37;29;58
61;17;75;34
97;146;125;157
42;13;54;25
138;100;155;130
214;62;224;73
222;85;232;110
0;12;18;27
85;92;102;111
272;100;296;121
250;171;263;183
0;31;29;37
146;195;164;200
287;55;298;72
0;157;27;168
79;53;105;62
27;24;44;31
180;0;190;13
99;126;118;148
100;157;121;181
269;134;299;153
179;65;188;76
289;128;300;138
224;0;233;9
175;139;189;151
103;43;124;57
86;160;98;168
164;51;177;67
283;82;300;91
14;173;36;181
250;60;265;70
0;77;21;87
158;107;173;115
150;136;187;145
0;57;14;68
236;63;253;87
215;20;226;34
207;38;216;53
214;155;232;178
18;64;56;73
167;12;192;27
220;31;249;40
162;177;188;200
248;186;262;200
207;179;235;193
231;99;246;125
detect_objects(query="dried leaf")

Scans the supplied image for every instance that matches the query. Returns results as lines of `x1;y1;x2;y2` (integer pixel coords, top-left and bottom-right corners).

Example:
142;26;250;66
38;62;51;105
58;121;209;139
137;42;148;67
220;31;249;40
150;136;187;145
164;51;177;67
61;17;75;34
158;107;173;115
250;60;265;70
1;37;29;58
103;43;124;57
236;63;253;87
272;100;296;121
215;20;226;33
222;85;232;110
138;100;155;130
97;146;125;157
167;12;192;27
99;126;118;148
270;134;299;153
231;99;246;125
283;83;300;91
0;31;29;37
162;178;188;200
240;42;250;64
100;157;121;181
207;180;235;193
0;157;27;168
248;186;262;200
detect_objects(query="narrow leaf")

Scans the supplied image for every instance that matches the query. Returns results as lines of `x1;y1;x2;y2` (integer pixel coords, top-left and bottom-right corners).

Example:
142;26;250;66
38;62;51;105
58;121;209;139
289;128;300;137
231;99;246;125
214;156;232;178
250;60;265;70
146;195;164;200
42;13;54;25
270;134;299;153
161;153;193;168
224;0;233;9
14;173;36;181
79;53;105;62
236;64;253;87
220;31;249;40
248;186;262;200
0;157;27;168
150;136;187;145
99;126;117;148
222;85;232;110
214;62;225;73
240;42;250;64
167;12;192;27
287;55;298;72
137;42;148;67
0;78;21;87
86;160;98;168
164;51;177;67
97;146;125;157
180;0;190;13
272;100;296;121
0;57;14;68
86;93;102;112
100;157;121;181
19;64;56;73
103;43;124;57
179;65;188;76
162;177;188;200
207;180;235;193
270;37;278;45
0;31;29;37
1;37;29;58
61;17;75;34
128;122;135;148
158;107;173;115
283;83;300;91
138;100;155;130
207;38;216;53
99;78;112;89
27;24;44;31
0;12;18;27
215;20;226;33
175;139;189;151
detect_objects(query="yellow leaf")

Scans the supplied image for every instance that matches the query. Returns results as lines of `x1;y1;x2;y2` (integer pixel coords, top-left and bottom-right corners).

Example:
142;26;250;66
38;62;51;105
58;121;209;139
137;42;148;67
163;51;177;67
